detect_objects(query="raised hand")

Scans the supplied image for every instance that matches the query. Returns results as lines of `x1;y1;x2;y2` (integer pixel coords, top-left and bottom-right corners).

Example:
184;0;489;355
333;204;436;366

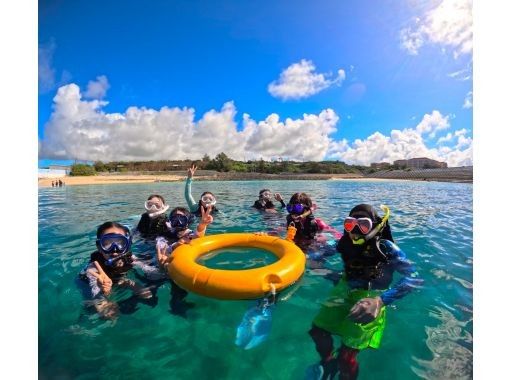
200;205;214;226
274;193;283;202
88;261;113;296
156;243;170;270
187;164;197;179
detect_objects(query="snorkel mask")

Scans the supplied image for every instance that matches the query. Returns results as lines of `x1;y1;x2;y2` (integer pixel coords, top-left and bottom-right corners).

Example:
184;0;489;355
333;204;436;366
286;203;306;215
144;199;170;218
167;213;190;231
200;194;217;207
259;190;272;202
347;205;390;245
96;233;132;265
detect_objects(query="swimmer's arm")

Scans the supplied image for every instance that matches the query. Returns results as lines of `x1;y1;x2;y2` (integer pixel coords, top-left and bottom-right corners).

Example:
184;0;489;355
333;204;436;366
274;193;285;208
379;241;424;306
184;177;198;212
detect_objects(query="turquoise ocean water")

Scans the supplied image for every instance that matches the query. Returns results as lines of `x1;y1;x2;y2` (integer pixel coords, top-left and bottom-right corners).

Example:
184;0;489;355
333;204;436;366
39;180;472;379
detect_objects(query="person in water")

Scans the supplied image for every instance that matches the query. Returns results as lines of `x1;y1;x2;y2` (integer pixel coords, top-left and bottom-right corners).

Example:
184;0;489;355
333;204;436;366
150;205;214;316
136;194;170;237
252;189;286;212
185;164;219;217
80;222;154;319
307;204;423;380
285;192;322;241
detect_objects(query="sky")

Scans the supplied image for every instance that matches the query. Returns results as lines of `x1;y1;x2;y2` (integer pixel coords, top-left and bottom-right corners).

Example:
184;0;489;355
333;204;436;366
38;0;473;167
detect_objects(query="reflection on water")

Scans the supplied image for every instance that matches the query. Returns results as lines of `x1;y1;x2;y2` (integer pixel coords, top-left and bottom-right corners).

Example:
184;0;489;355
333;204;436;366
412;306;473;379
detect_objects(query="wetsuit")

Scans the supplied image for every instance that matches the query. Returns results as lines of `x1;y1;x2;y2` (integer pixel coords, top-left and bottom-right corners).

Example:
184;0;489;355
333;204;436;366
81;251;134;299
136;227;201;316
309;238;422;379
286;214;320;240
184;177;219;216
253;199;286;210
136;212;168;237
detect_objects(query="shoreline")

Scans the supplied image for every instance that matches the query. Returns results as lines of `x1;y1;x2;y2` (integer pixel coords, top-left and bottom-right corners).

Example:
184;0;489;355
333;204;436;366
37;172;471;187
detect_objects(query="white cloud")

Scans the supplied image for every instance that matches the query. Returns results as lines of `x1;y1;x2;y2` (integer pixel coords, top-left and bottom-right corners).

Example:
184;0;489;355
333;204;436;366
327;111;472;167
38;41;57;93
400;0;472;58
38;40;72;94
437;133;453;144
39;82;472;167
84;75;110;99
39;82;340;162
268;59;346;100
415;110;451;138
448;67;472;81
463;91;473;108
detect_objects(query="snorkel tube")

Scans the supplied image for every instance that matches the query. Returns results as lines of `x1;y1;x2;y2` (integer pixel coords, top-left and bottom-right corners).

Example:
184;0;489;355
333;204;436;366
352;205;390;245
106;251;131;266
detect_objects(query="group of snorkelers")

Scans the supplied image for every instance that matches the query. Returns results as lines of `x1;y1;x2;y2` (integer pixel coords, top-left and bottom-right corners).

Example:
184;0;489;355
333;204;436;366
78;164;422;380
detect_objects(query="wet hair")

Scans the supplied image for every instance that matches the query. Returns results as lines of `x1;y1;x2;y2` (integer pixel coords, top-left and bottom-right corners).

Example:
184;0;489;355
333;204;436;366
147;194;166;204
198;191;217;212
288;192;313;208
169;207;191;219
96;221;130;238
200;191;215;199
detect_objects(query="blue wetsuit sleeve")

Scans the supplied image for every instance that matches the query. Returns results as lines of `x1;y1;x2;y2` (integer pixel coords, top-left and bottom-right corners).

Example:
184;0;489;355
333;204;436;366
279;199;286;208
185;177;199;213
379;241;423;306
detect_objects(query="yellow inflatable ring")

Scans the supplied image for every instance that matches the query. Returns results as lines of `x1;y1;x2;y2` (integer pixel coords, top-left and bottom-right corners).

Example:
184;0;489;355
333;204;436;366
168;233;306;300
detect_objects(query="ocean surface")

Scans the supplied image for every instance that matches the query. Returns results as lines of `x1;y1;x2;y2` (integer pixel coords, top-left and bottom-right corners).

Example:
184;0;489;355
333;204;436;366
39;180;472;379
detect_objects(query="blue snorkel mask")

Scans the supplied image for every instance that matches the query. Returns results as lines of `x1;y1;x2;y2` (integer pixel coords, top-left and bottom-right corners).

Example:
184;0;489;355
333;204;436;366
286;203;306;215
168;213;190;231
96;233;132;265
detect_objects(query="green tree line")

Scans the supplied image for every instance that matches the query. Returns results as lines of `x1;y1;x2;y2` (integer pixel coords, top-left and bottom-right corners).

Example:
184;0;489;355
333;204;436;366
70;153;368;176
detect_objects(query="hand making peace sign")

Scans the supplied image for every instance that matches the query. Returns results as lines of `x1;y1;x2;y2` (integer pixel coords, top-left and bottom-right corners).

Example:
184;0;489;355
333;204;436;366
88;261;113;296
187;164;197;179
200;205;214;226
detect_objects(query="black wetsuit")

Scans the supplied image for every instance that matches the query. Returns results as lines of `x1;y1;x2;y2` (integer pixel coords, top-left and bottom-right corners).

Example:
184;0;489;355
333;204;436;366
253;199;286;210
286;214;319;240
137;213;168;237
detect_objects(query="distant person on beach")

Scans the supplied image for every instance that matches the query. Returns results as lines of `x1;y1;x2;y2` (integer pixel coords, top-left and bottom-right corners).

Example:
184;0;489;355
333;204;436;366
185;164;219;217
136;194;170;238
306;204;423;380
252;189;286;213
137;205;214;317
79;222;155;320
51;181;55;187
58;179;63;187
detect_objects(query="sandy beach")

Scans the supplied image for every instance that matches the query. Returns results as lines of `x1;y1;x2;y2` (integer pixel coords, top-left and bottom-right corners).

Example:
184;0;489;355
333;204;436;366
37;172;370;187
38;169;471;188
38;174;185;187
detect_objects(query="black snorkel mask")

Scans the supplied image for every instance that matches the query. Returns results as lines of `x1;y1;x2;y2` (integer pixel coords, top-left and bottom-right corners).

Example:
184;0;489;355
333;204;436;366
96;233;132;266
168;213;191;231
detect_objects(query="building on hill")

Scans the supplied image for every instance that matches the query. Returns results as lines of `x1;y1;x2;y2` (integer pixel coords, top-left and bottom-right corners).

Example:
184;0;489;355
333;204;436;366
393;157;447;169
370;162;391;170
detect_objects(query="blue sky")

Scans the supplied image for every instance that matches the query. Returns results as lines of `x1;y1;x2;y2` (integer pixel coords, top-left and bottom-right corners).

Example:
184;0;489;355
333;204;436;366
38;0;473;167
